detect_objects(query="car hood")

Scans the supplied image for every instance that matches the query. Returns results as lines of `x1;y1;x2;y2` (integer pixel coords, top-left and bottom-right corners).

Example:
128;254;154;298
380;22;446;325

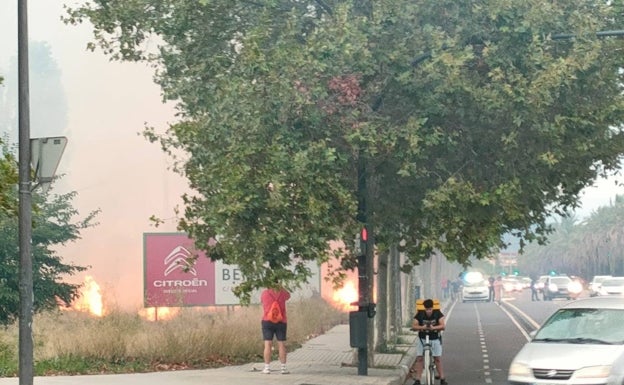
514;341;624;369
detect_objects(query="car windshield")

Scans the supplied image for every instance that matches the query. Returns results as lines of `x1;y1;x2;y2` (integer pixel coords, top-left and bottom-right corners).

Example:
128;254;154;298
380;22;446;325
464;280;487;287
533;308;624;344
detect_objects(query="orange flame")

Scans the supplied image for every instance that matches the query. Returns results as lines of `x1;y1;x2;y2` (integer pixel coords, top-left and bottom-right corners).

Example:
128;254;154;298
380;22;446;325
139;307;179;322
72;275;104;317
329;280;359;311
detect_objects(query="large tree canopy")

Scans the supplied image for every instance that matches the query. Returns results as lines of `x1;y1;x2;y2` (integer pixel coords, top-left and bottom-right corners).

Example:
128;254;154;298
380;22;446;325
65;0;624;301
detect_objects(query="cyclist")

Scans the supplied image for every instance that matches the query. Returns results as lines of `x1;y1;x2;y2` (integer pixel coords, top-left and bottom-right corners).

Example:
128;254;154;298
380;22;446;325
410;299;447;385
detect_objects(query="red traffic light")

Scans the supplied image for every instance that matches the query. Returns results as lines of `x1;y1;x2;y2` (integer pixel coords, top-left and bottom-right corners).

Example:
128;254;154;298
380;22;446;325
361;227;368;242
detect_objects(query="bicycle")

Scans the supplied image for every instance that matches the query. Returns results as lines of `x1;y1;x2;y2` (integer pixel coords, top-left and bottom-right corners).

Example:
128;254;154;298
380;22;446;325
412;320;437;385
420;321;436;385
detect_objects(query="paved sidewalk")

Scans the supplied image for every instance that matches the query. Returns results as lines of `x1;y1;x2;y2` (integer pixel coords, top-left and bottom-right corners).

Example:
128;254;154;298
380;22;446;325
0;324;418;385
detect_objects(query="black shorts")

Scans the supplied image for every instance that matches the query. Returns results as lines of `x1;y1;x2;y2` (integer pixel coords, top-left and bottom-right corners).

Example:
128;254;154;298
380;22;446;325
262;320;287;341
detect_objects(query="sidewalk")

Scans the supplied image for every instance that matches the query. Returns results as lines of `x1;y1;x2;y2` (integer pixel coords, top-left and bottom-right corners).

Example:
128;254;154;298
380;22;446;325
0;324;418;385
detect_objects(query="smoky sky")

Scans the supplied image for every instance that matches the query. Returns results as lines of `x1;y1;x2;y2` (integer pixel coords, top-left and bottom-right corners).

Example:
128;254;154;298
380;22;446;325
1;0;186;310
0;1;621;310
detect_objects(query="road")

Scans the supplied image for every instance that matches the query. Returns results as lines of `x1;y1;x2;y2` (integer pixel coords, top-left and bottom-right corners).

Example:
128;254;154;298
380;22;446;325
405;288;587;385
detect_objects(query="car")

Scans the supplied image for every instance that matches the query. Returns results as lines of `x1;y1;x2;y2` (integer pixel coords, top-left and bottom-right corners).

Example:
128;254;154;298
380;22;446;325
518;276;532;289
542;275;583;300
589;275;612;297
503;277;524;292
462;279;490;302
535;275;549;293
597;277;624;296
508;296;624;385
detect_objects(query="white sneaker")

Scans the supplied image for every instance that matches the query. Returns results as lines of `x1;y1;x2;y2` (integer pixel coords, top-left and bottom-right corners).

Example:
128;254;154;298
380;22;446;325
281;368;289;374
261;367;270;374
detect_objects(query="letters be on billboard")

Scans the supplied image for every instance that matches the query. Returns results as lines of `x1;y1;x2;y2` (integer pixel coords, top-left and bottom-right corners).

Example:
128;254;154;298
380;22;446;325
144;233;215;307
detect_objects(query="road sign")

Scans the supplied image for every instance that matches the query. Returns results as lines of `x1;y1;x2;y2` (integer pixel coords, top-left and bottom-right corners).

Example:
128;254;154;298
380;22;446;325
30;136;67;192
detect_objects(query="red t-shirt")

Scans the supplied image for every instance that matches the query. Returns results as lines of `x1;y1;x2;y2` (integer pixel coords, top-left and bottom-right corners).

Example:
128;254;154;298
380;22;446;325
261;288;291;323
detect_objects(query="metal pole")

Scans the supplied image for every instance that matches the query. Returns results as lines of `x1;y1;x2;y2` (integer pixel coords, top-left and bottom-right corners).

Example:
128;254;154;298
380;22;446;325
356;155;368;375
17;0;34;384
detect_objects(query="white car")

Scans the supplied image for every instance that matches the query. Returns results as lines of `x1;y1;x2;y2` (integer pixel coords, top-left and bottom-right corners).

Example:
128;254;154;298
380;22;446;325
508;297;624;385
462;279;489;302
542;276;583;301
598;277;624;296
589;275;612;297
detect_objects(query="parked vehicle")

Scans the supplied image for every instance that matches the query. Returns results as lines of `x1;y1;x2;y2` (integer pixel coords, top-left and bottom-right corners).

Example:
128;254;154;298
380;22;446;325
597;277;624;296
503;277;524;292
589;275;612;297
542;275;582;301
508;296;624;385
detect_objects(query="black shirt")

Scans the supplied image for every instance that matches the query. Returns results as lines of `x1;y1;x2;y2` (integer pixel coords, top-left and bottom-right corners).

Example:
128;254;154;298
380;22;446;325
414;309;444;340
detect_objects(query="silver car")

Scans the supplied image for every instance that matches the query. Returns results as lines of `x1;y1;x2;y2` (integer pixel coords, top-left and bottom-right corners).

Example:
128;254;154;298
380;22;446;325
508;297;624;385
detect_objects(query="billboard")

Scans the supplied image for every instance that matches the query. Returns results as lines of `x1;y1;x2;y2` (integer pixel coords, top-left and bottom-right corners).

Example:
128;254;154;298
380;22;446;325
144;233;215;307
143;233;320;307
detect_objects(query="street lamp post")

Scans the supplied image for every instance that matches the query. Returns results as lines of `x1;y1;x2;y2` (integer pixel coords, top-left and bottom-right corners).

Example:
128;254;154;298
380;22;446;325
17;0;34;384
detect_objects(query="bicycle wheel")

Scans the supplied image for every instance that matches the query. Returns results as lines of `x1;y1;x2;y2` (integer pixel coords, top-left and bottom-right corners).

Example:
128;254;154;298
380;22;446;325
424;350;434;385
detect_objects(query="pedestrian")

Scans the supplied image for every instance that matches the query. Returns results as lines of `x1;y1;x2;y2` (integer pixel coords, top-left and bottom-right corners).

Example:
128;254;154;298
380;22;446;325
488;275;495;302
441;279;449;299
451;277;462;301
260;282;291;374
530;277;540;301
493;276;504;304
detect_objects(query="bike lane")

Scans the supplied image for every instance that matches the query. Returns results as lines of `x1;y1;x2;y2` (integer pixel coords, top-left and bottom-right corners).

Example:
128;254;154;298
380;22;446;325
439;300;528;385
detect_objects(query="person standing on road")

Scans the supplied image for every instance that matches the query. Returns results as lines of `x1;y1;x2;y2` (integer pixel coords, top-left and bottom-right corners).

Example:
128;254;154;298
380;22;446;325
260;283;291;374
409;299;448;385
530;277;540;301
450;278;461;301
488;275;495;302
493;276;504;304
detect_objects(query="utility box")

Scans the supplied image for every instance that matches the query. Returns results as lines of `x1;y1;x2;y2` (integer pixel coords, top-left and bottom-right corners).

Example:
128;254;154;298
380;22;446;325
349;311;367;348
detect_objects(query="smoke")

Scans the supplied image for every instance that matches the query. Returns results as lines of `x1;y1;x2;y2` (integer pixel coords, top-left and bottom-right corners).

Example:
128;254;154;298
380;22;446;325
1;0;186;310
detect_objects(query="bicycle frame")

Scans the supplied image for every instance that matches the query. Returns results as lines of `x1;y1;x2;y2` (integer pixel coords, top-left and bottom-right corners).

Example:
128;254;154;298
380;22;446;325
419;331;436;385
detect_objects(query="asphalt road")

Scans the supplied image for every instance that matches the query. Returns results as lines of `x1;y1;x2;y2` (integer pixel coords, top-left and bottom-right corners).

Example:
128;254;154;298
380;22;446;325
404;288;584;385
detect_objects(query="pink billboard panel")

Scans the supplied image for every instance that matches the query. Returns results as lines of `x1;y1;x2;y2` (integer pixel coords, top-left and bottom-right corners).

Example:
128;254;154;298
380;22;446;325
144;233;215;307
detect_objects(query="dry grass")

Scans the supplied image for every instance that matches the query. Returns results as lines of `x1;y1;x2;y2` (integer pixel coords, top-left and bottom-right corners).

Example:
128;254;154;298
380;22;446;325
0;296;346;375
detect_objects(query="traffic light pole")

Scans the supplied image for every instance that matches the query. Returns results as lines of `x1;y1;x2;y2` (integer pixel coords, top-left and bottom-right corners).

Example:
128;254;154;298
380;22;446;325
356;154;368;375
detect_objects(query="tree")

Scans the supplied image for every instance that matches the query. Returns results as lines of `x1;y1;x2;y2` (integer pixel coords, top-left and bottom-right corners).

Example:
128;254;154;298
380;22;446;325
0;143;99;325
64;0;624;304
518;196;624;279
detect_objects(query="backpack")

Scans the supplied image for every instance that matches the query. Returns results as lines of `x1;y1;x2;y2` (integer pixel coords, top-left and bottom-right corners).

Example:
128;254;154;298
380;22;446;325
268;295;284;323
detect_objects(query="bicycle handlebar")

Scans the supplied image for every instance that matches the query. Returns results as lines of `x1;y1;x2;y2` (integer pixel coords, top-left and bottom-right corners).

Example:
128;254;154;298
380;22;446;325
410;320;438;332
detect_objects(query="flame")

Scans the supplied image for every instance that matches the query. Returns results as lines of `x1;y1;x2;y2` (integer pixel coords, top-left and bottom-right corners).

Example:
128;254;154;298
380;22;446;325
72;275;104;317
330;280;359;311
139;307;179;321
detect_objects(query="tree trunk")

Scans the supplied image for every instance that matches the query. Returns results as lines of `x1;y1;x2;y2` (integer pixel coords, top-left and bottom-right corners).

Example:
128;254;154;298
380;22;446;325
388;244;401;344
375;249;388;352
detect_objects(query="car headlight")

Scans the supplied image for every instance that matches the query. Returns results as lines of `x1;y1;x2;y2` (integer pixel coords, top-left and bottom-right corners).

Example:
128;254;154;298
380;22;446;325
574;365;611;378
508;362;532;377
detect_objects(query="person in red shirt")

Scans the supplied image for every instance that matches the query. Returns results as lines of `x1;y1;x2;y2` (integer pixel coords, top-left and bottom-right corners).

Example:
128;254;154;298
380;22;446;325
260;284;291;374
